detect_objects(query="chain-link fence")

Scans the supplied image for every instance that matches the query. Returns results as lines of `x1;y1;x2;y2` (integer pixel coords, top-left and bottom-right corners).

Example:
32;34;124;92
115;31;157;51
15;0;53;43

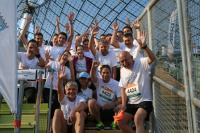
135;0;200;132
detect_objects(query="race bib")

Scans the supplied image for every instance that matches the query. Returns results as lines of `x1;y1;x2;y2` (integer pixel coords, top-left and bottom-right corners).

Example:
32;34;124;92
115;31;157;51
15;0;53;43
125;83;141;101
99;86;114;103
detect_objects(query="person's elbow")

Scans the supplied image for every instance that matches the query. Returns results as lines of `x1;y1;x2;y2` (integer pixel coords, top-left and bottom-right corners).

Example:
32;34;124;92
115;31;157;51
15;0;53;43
149;56;156;64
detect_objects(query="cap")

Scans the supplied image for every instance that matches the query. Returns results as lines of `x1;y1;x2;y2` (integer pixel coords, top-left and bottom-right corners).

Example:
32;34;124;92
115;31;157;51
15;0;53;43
78;72;89;79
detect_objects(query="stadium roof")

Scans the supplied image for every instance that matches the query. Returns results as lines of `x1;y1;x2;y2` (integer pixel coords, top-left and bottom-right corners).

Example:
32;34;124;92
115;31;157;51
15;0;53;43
17;0;151;41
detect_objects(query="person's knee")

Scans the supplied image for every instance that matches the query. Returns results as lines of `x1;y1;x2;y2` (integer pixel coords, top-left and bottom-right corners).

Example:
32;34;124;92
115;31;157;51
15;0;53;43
75;111;85;119
54;109;63;118
117;116;128;127
134;113;145;126
88;99;97;108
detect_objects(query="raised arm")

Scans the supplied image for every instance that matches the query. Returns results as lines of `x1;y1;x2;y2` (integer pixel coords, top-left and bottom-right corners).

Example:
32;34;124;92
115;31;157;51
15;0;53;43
56;18;61;34
137;31;156;64
34;26;40;34
68;56;75;81
88;25;100;56
75;31;89;47
110;21;120;48
89;24;99;50
33;44;45;67
133;20;141;39
112;66;117;80
44;50;51;65
66;12;74;50
126;18;131;26
90;61;99;83
57;66;68;102
19;16;32;50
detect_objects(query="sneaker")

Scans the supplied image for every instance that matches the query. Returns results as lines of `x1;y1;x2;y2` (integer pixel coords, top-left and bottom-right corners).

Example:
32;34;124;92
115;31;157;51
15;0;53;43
95;122;104;130
111;122;120;130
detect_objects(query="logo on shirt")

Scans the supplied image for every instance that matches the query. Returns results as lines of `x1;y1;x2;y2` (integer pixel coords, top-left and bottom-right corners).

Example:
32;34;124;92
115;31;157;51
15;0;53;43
0;13;9;32
126;73;137;85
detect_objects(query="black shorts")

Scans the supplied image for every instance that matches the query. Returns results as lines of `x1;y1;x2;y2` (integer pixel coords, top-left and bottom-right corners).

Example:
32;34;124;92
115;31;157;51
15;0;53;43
125;101;153;121
100;108;115;122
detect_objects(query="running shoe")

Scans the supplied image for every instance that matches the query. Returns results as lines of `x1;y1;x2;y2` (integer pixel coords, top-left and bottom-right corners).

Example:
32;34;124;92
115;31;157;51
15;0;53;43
95;122;104;130
111;122;120;130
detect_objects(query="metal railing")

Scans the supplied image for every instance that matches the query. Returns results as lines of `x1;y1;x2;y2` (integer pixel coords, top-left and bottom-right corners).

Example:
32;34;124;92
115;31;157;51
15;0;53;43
135;0;200;132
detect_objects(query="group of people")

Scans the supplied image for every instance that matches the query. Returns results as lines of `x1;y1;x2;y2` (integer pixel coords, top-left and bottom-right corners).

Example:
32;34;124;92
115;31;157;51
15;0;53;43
17;11;156;133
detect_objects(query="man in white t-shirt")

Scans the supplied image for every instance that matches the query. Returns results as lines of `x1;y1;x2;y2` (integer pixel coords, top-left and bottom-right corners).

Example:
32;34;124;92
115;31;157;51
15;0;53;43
18;39;45;103
49;12;74;62
52;66;87;133
117;31;156;133
110;21;143;59
89;25;117;80
88;62;121;130
19;16;48;61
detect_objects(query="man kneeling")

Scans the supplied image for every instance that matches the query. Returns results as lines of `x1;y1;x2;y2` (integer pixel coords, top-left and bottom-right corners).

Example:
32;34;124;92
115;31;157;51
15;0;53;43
52;66;87;133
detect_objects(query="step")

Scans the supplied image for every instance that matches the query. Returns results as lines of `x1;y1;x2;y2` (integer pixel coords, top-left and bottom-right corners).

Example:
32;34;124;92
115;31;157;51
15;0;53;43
0;103;48;114
0;115;35;133
0;103;48;133
85;130;149;133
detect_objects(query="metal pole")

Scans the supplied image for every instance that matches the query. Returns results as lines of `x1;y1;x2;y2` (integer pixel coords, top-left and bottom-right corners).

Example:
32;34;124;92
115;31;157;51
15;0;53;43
176;0;194;132
153;76;185;98
14;79;26;133
181;0;198;132
147;8;153;50
152;81;158;133
35;70;43;133
47;68;54;133
0;93;3;109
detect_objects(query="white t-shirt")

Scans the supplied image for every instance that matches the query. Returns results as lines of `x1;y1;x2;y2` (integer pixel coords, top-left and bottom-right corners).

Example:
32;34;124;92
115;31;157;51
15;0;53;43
113;49;122;68
119;40;138;50
17;52;40;88
75;58;87;72
94;77;121;108
60;95;86;120
77;87;93;101
38;45;46;60
95;50;117;77
43;45;52;51
44;61;71;90
119;40;143;59
70;41;76;51
125;45;143;59
84;51;94;60
119;42;126;50
119;57;152;104
49;46;66;61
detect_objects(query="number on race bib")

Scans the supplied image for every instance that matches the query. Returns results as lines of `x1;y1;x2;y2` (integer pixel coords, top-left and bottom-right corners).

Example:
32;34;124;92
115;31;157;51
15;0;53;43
125;83;141;101
99;86;114;103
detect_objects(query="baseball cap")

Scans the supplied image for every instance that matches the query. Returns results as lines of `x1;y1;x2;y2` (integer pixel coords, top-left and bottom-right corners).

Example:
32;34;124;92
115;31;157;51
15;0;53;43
78;72;89;79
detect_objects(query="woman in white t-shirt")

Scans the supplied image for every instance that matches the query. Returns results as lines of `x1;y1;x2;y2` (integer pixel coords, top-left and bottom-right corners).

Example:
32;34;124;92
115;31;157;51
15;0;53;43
73;45;93;79
77;72;93;102
43;50;75;121
52;66;87;133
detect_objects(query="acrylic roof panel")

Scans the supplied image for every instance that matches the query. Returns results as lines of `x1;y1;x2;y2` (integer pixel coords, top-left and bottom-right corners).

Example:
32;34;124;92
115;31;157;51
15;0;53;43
17;0;151;41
